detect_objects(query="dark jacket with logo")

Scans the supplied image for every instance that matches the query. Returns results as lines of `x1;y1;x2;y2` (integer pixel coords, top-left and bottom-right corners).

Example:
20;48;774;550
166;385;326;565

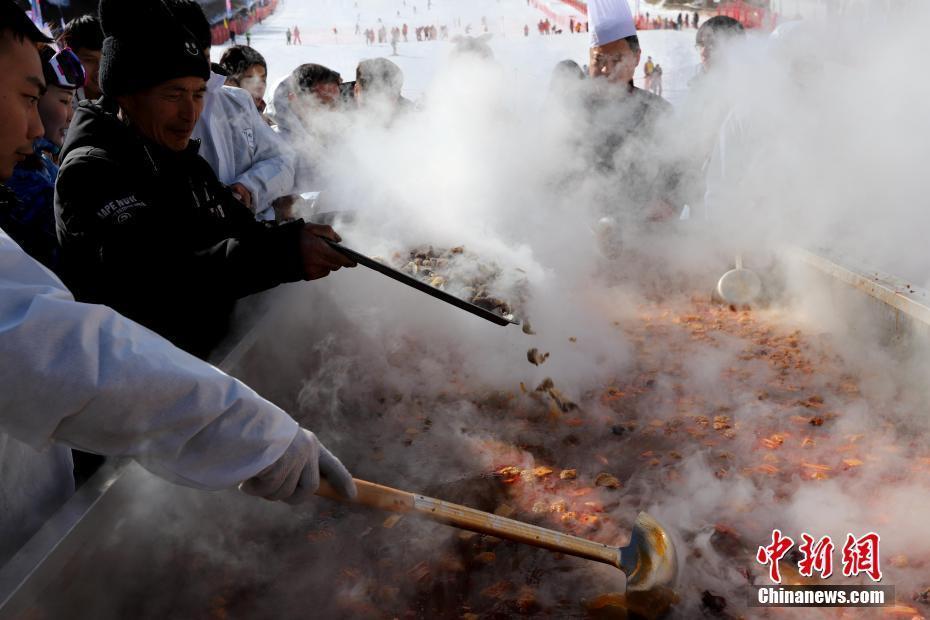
55;98;307;358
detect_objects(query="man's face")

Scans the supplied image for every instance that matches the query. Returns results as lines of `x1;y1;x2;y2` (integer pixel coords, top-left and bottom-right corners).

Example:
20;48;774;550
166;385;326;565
354;81;400;110
589;38;641;85
0;34;46;180
75;47;101;99
698;32;744;71
697;39;715;69
289;82;340;124
238;64;267;106
117;77;206;152
37;85;75;147
311;82;341;107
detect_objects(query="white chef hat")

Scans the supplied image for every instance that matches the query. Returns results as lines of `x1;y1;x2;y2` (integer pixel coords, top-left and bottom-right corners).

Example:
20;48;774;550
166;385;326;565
588;0;637;48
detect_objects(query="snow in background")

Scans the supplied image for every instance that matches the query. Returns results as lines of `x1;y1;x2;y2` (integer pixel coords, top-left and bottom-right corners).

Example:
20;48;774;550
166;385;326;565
212;0;701;105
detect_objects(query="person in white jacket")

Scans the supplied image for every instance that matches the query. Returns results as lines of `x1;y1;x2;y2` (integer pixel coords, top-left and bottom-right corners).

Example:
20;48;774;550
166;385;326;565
0;4;355;567
180;1;296;221
193;68;297;221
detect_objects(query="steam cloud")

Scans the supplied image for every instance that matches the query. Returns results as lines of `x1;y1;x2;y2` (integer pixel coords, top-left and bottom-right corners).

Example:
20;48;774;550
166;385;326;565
36;2;930;617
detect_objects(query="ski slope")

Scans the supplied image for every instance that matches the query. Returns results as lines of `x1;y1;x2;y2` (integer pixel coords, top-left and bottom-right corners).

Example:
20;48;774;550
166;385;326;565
211;0;702;105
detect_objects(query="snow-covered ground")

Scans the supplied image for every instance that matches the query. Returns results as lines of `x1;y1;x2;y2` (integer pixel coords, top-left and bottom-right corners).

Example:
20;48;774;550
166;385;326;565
212;0;703;105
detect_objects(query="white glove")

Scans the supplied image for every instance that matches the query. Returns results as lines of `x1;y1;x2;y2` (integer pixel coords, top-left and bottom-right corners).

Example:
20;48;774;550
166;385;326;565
240;429;356;504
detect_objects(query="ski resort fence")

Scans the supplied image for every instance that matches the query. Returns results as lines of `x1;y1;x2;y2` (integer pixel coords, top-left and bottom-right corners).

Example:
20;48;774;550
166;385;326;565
210;0;279;46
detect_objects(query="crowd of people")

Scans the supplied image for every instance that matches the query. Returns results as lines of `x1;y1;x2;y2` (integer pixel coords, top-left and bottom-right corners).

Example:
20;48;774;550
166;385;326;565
637;10;701;31
0;0;749;578
0;0;430;567
362;22;450;49
361;21;458;47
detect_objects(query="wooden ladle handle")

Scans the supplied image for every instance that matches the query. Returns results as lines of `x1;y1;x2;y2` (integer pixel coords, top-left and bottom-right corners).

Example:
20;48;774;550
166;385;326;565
318;478;620;569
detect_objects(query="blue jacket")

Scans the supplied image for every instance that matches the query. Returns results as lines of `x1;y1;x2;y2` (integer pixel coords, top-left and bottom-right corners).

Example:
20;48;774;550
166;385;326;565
2;138;62;270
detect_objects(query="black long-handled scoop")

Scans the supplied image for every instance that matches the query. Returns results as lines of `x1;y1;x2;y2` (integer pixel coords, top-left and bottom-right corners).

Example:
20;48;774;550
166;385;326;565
326;240;520;327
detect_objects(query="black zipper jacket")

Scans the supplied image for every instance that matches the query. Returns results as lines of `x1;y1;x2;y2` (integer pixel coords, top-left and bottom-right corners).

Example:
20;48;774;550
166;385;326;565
55;98;307;358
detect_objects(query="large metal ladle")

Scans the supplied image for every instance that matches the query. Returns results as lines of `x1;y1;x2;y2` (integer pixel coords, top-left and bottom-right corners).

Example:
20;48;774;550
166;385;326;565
716;255;762;305
318;478;679;592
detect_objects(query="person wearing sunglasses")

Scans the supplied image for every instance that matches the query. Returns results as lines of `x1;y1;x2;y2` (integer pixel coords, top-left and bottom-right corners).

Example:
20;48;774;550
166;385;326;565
1;45;85;271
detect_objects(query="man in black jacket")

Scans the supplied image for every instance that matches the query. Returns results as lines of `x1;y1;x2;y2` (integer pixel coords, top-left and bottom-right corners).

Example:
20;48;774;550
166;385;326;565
584;0;680;223
55;0;354;359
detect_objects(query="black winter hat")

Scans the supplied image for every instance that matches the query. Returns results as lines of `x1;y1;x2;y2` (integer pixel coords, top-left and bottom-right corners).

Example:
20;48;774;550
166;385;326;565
170;0;212;51
98;0;209;97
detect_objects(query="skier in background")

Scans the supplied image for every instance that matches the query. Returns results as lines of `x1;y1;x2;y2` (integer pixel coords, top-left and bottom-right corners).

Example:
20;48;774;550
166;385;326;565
292;25;302;44
286;27;291;45
643;55;654;91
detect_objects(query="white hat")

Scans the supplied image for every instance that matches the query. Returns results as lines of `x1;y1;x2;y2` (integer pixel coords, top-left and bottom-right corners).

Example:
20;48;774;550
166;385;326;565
589;0;637;48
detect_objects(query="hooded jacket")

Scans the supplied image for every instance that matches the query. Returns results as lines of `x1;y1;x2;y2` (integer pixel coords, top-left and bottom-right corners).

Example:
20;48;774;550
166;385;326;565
192;72;296;221
55;98;308;358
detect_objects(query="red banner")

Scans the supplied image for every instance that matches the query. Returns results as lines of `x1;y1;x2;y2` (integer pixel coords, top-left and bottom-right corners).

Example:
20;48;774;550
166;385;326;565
211;0;279;45
716;1;778;30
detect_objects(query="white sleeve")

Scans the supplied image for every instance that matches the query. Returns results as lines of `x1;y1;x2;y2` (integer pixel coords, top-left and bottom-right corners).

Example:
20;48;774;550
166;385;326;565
0;230;298;490
231;89;297;211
